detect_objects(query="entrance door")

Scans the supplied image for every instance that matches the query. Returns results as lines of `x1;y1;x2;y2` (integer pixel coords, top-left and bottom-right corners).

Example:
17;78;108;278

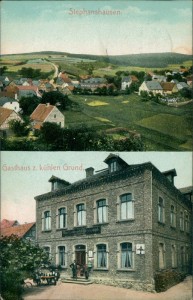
75;245;86;266
75;245;86;276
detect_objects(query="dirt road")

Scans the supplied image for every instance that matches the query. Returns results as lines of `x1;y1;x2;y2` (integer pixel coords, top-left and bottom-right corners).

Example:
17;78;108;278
24;276;192;300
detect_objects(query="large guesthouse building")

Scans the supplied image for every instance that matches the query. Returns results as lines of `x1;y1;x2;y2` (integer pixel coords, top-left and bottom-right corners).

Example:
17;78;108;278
35;154;192;291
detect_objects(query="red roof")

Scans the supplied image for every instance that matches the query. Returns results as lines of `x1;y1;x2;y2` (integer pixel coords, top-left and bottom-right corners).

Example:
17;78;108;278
16;86;38;92
1;222;35;238
0;107;14;126
0;219;19;229
30;104;54;122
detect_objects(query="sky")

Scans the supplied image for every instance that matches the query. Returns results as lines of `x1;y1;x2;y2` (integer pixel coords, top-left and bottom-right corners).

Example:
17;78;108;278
1;0;192;55
1;151;192;224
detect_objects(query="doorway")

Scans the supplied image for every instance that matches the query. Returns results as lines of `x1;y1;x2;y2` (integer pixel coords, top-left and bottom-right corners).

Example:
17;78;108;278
75;245;86;276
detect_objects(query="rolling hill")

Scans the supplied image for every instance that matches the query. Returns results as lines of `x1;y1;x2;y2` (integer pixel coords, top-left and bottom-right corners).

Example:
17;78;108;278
1;51;192;68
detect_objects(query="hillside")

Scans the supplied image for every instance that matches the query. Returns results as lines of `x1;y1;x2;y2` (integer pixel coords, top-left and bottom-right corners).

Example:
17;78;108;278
1;51;192;68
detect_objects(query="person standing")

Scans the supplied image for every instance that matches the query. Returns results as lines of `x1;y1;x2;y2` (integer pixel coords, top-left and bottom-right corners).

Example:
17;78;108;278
70;260;77;279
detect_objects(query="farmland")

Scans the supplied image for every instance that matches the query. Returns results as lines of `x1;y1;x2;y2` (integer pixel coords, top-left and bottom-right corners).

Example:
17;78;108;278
65;94;193;151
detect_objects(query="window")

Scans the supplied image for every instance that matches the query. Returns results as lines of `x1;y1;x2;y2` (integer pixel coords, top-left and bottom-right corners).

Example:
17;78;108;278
97;199;107;223
77;204;86;226
171;245;177;268
120;242;133;268
170;205;176;227
44;246;51;259
158;197;165;223
110;161;117;172
159;243;165;269
58;208;66;229
42;211;51;230
120;193;133;220
180;211;184;231
97;244;107;268
185;214;190;233
58;246;66;267
180;246;185;271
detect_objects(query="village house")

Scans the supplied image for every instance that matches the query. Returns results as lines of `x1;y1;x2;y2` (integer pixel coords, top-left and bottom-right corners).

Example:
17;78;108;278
0;97;21;113
0;107;23;132
16;86;42;100
160;82;178;95
80;77;107;91
176;82;189;91
0;219;20;229
138;81;163;95
121;75;139;90
152;75;167;83
1;222;36;241
30;103;65;130
35;154;192;292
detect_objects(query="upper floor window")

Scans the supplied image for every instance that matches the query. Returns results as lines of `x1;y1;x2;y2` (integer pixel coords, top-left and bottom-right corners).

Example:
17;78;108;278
77;204;86;226
120;193;133;220
170;205;176;227
42;211;51;231
120;242;133;268
158;197;165;223
110;161;117;172
97;199;107;223
58;246;66;267
185;214;190;233
58;207;66;229
180;211;184;231
97;244;107;268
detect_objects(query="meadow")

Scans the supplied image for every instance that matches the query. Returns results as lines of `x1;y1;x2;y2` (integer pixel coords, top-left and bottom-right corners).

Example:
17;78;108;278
66;94;193;151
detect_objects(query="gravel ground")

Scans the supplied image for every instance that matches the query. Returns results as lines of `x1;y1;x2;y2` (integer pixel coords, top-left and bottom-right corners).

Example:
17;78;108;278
24;276;192;300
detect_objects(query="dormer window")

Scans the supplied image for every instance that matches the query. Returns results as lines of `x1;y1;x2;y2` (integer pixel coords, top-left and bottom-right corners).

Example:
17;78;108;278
110;161;117;172
52;181;58;191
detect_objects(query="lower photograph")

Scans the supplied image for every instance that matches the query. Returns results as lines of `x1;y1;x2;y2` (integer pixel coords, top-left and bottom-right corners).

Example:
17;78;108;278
1;151;192;300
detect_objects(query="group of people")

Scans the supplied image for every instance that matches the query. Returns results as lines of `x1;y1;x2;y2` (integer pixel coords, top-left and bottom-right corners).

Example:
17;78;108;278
33;269;60;285
70;260;90;280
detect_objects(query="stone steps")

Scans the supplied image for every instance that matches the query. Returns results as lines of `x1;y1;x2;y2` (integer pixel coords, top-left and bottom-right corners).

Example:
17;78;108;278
61;277;93;285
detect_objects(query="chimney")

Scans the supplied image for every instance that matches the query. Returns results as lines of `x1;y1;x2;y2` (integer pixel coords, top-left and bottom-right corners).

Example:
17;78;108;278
85;167;94;178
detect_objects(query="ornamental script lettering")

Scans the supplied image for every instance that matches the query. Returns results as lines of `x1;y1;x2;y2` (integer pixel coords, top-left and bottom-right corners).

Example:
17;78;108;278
62;226;101;237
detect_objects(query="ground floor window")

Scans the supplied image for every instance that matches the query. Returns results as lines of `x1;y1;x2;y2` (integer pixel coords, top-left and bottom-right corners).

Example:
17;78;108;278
97;244;107;268
120;242;133;268
159;243;165;269
58;246;66;267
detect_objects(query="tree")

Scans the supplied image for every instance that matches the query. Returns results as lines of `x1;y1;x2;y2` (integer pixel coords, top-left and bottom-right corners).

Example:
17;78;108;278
0;66;7;75
179;88;192;99
20;96;40;115
39;122;63;146
19;67;41;78
9;120;30;137
41;91;70;109
0;235;50;300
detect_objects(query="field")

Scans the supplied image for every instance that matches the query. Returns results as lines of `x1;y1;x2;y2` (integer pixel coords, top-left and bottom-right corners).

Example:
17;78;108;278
65;94;193;151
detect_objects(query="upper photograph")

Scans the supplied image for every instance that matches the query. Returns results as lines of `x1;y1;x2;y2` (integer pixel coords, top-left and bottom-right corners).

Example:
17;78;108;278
0;0;192;151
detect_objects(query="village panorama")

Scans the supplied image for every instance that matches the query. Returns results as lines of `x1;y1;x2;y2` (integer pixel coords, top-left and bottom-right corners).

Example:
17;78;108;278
0;51;192;151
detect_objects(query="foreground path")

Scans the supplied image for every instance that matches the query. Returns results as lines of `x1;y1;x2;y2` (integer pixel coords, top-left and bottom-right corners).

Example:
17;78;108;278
24;276;192;300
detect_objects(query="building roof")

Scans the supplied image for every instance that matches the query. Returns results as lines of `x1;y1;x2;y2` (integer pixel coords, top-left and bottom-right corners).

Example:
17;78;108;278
1;222;35;238
121;76;132;83
0;219;19;229
0;97;16;106
0;91;16;98
179;186;193;195
177;82;189;88
0;107;14;126
17;86;38;92
160;82;176;91
30;104;55;122
35;154;191;210
145;81;163;90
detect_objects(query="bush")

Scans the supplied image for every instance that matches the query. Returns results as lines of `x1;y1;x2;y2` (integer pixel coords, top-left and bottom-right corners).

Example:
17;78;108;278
154;269;186;292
